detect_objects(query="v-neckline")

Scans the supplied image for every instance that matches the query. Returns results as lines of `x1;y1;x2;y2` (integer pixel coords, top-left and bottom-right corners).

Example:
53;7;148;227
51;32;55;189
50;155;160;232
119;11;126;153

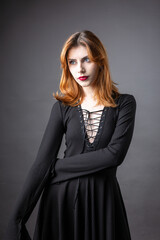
77;104;107;149
79;105;105;113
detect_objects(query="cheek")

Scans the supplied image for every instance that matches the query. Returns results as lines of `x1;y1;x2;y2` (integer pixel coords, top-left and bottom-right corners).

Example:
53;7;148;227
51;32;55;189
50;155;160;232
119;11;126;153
69;67;76;79
90;65;99;76
68;67;74;76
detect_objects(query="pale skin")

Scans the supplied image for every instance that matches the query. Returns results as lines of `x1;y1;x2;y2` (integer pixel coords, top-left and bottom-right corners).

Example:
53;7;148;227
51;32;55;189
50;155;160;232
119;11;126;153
67;45;104;112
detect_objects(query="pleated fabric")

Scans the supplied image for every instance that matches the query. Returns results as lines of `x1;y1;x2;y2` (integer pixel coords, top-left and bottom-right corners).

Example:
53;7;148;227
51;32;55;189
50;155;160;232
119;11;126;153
33;167;131;240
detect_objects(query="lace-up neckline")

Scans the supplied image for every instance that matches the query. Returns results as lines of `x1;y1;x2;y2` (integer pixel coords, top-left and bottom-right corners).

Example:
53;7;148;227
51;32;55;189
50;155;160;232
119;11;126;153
77;105;107;149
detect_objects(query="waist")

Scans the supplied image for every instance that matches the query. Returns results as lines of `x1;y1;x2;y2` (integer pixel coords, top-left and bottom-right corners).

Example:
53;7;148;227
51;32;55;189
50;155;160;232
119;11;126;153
49;167;117;185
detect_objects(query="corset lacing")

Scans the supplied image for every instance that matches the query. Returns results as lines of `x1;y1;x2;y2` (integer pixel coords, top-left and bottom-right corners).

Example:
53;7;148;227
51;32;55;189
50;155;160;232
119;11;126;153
82;109;104;142
77;105;107;150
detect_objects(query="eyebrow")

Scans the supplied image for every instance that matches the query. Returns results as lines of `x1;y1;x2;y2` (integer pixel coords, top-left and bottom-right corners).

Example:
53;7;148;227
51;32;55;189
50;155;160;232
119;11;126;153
67;55;89;61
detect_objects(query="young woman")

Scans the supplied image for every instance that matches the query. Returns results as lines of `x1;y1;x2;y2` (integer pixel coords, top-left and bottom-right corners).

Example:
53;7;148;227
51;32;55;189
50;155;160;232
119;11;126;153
4;30;136;240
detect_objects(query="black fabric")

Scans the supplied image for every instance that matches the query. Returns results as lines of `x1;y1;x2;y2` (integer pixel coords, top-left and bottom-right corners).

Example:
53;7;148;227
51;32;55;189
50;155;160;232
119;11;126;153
51;93;136;183
4;93;136;240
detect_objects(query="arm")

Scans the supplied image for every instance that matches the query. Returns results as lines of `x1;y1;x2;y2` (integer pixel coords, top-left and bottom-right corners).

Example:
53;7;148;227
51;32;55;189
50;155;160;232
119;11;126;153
52;94;136;183
4;101;65;240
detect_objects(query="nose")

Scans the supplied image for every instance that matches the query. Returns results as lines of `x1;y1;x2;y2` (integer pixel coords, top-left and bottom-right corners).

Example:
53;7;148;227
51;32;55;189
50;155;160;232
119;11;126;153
77;62;85;73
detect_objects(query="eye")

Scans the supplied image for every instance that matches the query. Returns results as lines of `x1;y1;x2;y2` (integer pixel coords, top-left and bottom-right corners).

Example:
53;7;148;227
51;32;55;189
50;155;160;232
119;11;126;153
84;57;90;62
68;60;76;65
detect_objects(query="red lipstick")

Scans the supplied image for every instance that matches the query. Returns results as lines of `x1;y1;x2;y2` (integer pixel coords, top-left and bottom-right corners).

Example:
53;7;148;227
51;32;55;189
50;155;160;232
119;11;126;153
78;76;88;81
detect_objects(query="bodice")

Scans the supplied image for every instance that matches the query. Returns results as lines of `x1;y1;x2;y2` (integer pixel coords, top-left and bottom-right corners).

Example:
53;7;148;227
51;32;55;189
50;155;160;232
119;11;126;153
77;105;107;151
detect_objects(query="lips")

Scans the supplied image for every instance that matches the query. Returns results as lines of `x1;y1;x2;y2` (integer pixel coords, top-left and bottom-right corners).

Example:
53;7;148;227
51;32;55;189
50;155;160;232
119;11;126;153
78;76;88;81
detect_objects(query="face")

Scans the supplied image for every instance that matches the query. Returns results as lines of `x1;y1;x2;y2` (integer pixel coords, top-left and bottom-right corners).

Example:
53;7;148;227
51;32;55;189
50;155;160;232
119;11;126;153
67;45;99;89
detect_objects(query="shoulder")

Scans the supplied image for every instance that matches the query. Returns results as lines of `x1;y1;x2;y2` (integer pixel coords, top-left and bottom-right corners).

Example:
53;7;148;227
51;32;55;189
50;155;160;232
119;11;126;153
55;99;73;116
53;99;69;109
49;100;66;129
52;100;72;127
50;100;64;119
115;93;137;119
51;100;61;111
51;99;69;110
117;93;136;108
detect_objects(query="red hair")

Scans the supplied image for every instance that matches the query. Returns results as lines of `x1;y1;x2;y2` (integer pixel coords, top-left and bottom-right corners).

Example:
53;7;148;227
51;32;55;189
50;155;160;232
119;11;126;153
53;30;120;107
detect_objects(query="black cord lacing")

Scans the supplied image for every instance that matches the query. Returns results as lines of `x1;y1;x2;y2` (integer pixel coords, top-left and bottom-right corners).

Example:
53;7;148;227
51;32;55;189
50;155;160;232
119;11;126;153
81;109;104;144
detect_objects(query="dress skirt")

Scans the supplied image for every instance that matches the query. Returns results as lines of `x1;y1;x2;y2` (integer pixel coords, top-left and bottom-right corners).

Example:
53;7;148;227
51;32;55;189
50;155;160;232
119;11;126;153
33;168;131;240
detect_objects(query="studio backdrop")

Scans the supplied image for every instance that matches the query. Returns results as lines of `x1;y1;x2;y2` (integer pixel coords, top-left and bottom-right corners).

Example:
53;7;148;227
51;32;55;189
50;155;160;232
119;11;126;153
1;0;160;239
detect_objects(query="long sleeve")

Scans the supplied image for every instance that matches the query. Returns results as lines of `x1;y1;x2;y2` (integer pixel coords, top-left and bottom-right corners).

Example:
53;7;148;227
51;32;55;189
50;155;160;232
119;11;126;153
4;100;65;240
52;94;136;183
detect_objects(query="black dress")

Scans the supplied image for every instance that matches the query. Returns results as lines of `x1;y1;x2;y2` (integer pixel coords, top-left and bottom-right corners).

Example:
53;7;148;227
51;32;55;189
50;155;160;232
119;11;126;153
4;93;136;240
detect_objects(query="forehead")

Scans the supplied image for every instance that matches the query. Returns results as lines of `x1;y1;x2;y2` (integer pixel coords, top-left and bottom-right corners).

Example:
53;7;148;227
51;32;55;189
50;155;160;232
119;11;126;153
67;45;88;59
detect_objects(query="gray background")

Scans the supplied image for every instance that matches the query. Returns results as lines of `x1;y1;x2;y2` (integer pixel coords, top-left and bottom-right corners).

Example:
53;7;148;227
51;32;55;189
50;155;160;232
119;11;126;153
1;0;160;239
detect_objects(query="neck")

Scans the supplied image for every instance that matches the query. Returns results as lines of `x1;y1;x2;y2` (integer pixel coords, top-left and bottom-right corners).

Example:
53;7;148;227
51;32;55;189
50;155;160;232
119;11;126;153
82;86;96;100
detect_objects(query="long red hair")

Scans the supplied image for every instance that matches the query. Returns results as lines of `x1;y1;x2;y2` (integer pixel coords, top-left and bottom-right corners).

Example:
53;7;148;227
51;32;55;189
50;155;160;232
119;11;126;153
53;30;120;107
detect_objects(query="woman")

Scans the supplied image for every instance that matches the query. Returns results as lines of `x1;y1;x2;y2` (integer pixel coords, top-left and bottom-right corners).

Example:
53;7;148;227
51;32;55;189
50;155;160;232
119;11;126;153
4;30;136;240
